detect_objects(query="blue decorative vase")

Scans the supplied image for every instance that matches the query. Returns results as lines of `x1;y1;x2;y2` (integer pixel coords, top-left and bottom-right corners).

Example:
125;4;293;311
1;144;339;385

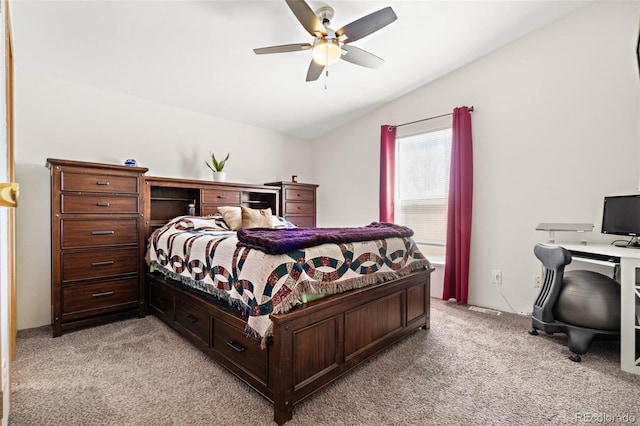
124;159;137;167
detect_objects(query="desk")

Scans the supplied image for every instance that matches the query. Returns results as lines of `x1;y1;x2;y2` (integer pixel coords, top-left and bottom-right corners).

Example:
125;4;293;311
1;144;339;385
560;244;640;374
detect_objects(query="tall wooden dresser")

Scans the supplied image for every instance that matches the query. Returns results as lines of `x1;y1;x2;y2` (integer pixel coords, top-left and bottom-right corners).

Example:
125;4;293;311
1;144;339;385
47;159;148;337
265;181;318;227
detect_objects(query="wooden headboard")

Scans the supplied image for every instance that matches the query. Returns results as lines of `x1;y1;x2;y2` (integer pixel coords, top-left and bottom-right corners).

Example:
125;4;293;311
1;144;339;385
143;176;280;240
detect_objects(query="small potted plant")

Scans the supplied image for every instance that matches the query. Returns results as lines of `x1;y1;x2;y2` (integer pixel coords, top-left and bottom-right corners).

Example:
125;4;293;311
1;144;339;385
205;152;229;182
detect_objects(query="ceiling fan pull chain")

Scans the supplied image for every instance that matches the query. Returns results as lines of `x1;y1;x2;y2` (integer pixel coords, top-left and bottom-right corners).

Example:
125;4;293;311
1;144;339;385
324;66;329;90
324;43;330;90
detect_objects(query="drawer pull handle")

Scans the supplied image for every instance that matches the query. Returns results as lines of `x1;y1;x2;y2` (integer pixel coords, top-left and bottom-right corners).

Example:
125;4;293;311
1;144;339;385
92;291;114;298
226;341;246;353
185;314;198;323
91;230;115;235
96;202;110;207
91;261;114;267
96;181;110;186
217;195;227;199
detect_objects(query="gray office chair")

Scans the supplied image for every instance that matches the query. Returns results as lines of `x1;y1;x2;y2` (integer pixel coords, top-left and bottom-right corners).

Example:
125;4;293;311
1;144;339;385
529;243;621;362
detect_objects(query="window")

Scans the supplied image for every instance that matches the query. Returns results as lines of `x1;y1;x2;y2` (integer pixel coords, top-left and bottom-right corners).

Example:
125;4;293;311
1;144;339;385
395;128;452;259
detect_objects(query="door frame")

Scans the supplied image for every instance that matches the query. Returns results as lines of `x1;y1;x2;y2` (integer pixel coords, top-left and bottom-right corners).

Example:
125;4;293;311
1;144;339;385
1;0;15;422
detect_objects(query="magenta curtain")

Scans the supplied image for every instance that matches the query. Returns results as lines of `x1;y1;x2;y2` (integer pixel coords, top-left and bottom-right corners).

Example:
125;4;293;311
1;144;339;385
379;125;396;223
442;106;473;304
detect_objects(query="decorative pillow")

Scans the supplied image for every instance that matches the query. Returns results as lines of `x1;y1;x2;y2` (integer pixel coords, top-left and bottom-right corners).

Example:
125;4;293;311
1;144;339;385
272;215;297;229
241;206;273;229
217;206;242;231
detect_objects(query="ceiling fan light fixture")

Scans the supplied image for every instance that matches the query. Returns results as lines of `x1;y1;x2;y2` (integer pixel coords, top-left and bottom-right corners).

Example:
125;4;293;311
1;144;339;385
254;1;397;81
312;39;341;66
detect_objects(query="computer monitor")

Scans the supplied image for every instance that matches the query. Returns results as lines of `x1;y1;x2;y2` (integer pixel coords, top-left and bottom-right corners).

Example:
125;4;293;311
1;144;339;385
601;195;640;247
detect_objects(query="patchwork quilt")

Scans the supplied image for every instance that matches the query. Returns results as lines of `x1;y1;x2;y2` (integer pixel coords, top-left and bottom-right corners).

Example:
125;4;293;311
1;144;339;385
147;216;430;345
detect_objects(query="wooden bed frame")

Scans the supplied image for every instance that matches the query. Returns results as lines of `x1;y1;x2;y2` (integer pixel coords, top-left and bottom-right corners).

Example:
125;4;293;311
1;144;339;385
147;269;431;424
143;176;433;424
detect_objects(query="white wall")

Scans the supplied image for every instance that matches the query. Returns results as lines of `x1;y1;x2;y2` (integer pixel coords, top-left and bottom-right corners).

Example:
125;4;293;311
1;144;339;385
311;1;640;314
13;0;640;328
14;69;313;329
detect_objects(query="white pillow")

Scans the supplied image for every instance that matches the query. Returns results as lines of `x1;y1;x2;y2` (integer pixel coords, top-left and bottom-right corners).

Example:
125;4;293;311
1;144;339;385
173;214;230;231
272;215;297;229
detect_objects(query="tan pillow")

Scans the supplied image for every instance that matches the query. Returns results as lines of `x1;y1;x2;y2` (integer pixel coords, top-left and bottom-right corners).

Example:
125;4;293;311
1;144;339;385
241;206;273;229
217;206;242;231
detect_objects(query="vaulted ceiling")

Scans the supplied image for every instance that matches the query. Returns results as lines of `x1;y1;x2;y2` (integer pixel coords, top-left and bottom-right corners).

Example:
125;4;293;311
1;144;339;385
11;0;591;139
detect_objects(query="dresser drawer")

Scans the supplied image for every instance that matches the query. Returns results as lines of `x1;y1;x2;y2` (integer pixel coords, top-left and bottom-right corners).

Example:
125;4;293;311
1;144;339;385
61;171;139;194
62;278;138;316
61;194;139;214
286;216;314;228
285;201;314;215
202;189;241;204
61;219;138;248
213;318;268;384
200;205;222;216
62;247;138;282
175;297;210;346
284;188;314;202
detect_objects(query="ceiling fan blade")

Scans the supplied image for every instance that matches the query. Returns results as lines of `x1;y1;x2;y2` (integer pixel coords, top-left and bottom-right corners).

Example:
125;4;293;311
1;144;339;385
253;43;312;55
335;7;397;44
285;0;327;38
341;45;384;69
306;60;325;82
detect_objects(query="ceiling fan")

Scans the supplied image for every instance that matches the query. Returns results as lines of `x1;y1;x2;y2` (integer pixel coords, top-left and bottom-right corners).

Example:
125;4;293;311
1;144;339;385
253;0;397;82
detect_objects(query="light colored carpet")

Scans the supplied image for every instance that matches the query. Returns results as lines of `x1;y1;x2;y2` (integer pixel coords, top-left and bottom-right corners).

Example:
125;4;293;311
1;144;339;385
9;299;640;425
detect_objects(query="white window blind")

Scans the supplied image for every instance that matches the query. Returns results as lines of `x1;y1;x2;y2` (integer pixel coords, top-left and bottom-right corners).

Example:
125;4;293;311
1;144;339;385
395;128;452;257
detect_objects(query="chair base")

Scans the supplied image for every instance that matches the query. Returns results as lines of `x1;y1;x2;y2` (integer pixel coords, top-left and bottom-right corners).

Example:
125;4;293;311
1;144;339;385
530;317;619;361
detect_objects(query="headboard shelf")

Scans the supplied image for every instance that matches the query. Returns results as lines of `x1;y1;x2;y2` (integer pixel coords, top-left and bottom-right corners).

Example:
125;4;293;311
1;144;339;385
150;196;196;202
143;176;280;240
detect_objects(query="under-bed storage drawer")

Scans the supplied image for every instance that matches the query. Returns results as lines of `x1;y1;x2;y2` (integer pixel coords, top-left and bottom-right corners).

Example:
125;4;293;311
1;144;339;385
148;278;175;321
213;318;268;384
175;297;211;346
145;273;270;390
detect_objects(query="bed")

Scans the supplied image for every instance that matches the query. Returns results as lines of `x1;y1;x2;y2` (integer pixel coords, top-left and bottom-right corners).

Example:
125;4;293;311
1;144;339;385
143;179;433;424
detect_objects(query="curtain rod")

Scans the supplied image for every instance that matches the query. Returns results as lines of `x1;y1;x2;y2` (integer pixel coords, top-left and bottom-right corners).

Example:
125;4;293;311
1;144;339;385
390;106;474;129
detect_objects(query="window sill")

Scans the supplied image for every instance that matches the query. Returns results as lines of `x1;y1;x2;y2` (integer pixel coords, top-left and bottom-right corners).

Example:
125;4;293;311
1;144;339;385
429;257;445;266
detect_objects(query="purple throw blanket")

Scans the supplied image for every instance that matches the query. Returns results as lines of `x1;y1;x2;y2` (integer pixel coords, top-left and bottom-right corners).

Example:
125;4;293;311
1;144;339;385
236;222;414;255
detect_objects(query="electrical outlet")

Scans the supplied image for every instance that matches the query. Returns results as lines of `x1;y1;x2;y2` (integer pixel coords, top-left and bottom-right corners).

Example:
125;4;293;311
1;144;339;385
534;276;541;288
491;269;502;285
